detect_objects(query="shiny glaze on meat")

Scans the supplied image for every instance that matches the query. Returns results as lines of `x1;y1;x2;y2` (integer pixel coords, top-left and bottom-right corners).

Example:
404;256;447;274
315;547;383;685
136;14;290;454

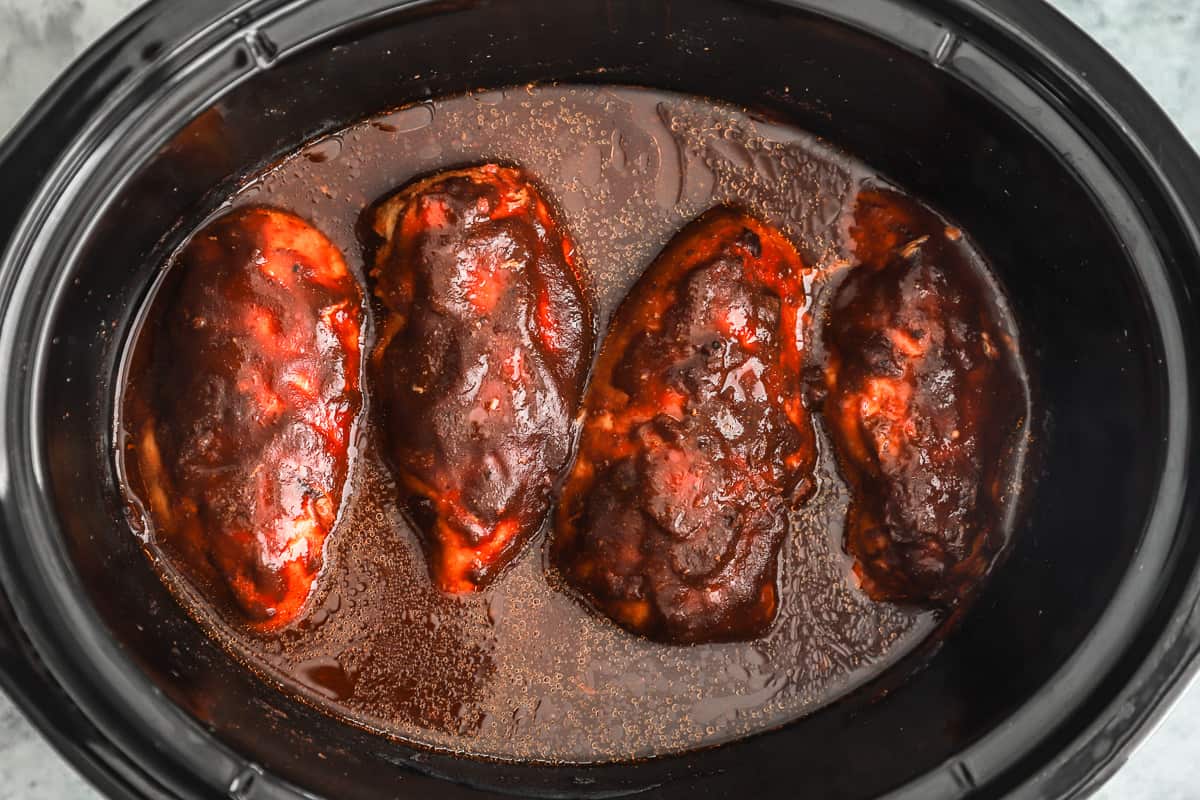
127;207;363;628
369;164;593;592
554;209;817;643
821;189;1026;603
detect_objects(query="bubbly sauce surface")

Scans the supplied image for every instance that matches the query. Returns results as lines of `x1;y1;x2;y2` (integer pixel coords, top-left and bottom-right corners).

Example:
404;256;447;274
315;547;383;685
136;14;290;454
121;85;1032;762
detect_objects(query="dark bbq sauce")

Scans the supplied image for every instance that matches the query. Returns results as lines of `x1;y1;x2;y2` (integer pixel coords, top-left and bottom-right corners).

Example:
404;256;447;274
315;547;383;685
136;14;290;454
119;85;1030;763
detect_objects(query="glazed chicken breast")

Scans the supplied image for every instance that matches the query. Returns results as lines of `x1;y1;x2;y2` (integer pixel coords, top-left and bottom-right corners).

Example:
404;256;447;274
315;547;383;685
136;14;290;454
822;189;1026;603
554;209;816;643
369;164;594;592
128;206;363;628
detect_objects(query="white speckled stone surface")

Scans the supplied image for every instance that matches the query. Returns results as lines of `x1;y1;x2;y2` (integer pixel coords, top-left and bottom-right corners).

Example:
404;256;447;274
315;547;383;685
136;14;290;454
0;0;1198;797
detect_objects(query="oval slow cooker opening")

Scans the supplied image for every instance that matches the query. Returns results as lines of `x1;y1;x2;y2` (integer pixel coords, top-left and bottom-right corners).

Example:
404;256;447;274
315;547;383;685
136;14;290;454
2;1;1197;798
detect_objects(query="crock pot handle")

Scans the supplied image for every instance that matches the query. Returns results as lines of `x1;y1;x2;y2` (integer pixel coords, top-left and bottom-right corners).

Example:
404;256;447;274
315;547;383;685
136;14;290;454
0;580;168;799
0;95;85;270
0;127;44;269
0;583;26;666
0;0;182;268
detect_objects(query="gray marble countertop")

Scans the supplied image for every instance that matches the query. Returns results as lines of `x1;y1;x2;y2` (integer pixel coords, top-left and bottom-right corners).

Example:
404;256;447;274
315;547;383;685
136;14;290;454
1;0;1198;797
